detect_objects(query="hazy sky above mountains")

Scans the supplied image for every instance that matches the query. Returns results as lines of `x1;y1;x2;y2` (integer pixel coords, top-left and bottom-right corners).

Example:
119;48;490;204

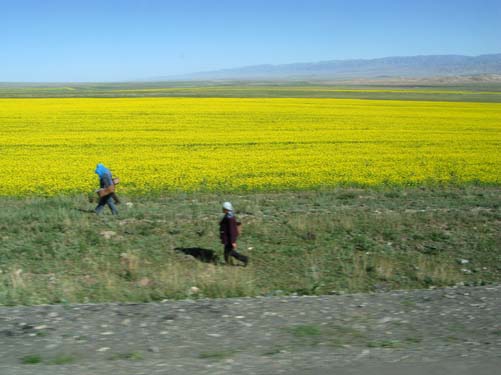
2;0;500;82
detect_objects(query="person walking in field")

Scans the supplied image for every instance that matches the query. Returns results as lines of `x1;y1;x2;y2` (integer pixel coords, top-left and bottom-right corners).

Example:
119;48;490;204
94;163;118;215
219;202;248;266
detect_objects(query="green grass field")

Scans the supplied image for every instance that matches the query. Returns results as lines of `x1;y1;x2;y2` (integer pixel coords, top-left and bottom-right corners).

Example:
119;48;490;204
2;81;501;102
1;187;500;305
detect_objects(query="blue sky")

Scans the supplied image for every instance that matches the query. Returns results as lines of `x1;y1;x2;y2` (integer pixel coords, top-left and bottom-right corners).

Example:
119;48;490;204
1;0;500;82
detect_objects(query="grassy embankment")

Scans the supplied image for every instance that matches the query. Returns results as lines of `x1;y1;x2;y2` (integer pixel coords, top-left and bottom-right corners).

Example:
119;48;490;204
1;187;500;305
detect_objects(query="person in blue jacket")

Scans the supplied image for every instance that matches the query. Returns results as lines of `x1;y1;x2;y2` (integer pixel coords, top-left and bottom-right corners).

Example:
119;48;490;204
94;163;118;215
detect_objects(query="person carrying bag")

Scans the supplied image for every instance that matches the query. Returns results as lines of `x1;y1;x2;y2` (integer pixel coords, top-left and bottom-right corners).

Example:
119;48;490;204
94;163;118;215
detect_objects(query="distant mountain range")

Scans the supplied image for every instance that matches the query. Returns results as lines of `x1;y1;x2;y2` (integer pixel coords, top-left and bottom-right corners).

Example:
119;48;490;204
159;54;501;81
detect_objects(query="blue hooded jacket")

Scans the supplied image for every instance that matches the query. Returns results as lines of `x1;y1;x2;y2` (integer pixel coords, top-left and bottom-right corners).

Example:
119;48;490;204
95;163;109;178
95;163;114;188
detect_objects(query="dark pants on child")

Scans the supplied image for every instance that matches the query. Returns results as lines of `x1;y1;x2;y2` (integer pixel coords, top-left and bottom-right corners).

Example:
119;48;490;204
95;194;118;215
224;244;248;264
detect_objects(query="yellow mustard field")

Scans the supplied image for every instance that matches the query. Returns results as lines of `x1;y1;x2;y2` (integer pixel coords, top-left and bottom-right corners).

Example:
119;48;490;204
0;98;500;195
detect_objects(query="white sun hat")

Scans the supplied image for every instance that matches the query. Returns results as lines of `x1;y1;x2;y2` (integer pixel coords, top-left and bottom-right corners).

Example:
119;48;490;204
222;202;234;211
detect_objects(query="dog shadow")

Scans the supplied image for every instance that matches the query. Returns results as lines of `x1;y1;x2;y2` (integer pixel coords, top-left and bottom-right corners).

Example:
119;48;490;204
175;247;220;264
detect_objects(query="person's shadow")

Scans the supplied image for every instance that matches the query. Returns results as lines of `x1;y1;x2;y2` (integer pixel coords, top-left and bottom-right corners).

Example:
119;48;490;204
175;247;220;264
75;208;95;213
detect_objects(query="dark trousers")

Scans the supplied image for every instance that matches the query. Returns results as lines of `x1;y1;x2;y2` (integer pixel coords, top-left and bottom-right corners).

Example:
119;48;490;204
224;244;248;265
95;194;118;215
110;193;121;204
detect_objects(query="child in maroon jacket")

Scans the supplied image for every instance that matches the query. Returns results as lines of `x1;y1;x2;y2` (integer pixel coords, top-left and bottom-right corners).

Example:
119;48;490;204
219;202;248;266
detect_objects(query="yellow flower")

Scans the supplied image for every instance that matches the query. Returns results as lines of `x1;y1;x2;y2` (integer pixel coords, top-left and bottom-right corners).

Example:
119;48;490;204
0;97;499;196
